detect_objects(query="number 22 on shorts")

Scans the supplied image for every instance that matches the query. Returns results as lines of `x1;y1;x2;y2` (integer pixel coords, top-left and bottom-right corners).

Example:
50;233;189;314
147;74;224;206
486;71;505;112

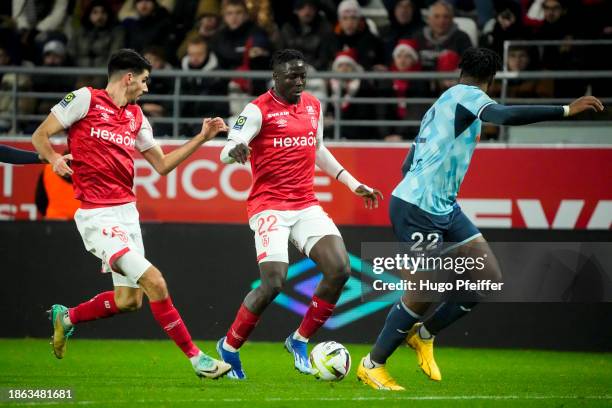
257;215;278;248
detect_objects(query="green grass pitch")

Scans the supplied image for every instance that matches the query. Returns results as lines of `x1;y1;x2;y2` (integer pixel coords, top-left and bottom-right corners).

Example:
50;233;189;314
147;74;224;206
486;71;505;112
0;339;610;407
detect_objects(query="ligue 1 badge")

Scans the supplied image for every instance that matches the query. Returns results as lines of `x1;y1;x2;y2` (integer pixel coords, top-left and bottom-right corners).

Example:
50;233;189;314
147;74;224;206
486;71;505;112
130;118;136;132
311;117;317;129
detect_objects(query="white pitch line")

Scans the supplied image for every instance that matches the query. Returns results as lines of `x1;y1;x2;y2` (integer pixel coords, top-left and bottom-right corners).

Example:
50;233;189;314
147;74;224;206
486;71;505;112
4;395;611;406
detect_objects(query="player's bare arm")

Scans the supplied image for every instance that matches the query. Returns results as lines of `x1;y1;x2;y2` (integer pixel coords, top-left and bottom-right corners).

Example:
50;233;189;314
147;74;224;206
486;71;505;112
142;117;228;176
32;113;74;176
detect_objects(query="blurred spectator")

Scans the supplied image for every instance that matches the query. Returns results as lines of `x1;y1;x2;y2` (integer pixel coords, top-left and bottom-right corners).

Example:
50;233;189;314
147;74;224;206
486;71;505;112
177;12;220;60
279;0;336;71
173;0;220;41
210;0;272;105
326;50;382;140
415;1;472;71
533;0;585;96
123;0;175;58
446;0;495;28
12;0;69;32
118;0;176;20
244;0;279;44
481;0;528;56
30;40;75;126
0;43;35;134
35;155;80;220
12;0;70;62
333;0;386;70
431;48;460;94
69;0;124;88
142;46;174;136
490;46;553;98
210;0;271;70
180;36;228;135
380;0;425;64
380;39;427;140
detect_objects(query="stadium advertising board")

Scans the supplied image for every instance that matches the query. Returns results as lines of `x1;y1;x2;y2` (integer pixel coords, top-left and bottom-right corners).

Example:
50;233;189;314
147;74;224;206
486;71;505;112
1;140;610;229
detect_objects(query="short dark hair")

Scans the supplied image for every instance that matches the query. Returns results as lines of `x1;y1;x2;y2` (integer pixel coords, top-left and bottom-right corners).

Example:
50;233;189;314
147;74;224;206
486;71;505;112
458;47;501;82
107;49;152;79
271;49;304;70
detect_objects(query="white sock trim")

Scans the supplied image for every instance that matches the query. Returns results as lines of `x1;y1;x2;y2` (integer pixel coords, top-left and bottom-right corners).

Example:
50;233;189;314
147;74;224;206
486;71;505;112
364;353;384;368
293;331;309;342
223;338;238;352
62;311;73;327
189;351;203;365
419;324;433;340
399;300;422;319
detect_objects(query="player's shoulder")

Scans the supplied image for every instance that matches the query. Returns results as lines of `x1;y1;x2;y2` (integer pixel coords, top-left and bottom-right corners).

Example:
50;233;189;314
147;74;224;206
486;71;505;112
251;91;273;108
126;102;144;118
301;91;322;108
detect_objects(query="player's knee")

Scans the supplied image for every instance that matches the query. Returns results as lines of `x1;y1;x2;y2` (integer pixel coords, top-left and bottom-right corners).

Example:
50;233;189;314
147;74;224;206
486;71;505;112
326;257;351;287
116;296;142;312
261;279;284;299
139;266;169;298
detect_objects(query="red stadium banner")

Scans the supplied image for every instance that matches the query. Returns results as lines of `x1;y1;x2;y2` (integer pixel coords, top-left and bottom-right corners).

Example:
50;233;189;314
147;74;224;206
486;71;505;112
1;139;610;229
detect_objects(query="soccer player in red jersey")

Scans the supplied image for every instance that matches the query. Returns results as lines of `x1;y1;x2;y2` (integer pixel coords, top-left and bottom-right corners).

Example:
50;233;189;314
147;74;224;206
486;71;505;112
216;49;383;379
31;49;231;379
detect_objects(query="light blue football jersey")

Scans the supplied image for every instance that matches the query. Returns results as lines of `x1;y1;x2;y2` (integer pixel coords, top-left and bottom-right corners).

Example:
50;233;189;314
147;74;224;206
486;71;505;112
392;84;496;215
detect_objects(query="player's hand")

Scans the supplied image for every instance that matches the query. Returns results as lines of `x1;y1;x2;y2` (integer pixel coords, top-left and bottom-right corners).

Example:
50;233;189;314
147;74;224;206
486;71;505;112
229;143;251;164
200;117;228;142
355;185;383;209
52;154;73;176
568;96;604;116
40;153;71;164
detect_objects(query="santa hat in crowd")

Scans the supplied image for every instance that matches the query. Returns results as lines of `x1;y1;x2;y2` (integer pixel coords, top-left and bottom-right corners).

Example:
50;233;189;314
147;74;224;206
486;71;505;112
436;49;461;71
331;49;363;72
392;39;419;62
337;0;362;18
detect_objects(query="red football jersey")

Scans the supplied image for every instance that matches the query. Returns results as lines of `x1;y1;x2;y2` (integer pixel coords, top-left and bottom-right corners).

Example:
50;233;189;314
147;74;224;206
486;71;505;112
51;87;156;206
227;90;324;218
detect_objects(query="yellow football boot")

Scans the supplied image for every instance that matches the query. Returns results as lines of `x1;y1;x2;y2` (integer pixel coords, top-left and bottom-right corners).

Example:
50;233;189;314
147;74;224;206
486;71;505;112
357;357;405;391
406;322;441;381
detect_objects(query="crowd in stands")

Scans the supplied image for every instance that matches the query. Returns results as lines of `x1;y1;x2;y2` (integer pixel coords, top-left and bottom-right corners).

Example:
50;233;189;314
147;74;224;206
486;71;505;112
0;0;610;139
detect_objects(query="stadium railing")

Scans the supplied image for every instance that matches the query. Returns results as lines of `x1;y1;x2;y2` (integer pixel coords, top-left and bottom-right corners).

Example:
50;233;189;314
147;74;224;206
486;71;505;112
1;42;610;141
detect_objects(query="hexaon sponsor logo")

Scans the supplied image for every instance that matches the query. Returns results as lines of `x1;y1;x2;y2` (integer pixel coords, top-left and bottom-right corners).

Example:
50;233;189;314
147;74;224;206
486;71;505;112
250;252;401;329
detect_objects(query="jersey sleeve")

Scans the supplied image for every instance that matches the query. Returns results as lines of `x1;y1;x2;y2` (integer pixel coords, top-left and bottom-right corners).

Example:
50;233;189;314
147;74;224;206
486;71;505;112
50;87;91;128
458;87;497;119
135;115;157;152
227;103;262;145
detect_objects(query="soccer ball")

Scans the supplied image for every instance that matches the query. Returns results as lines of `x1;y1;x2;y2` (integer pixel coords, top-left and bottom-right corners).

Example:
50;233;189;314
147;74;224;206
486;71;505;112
309;341;351;381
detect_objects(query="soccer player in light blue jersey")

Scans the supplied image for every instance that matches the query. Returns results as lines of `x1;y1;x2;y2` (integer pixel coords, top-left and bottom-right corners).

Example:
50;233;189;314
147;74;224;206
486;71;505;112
357;47;604;390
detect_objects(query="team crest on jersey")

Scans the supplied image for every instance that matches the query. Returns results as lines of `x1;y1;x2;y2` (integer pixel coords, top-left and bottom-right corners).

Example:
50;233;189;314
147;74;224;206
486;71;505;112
59;92;75;107
233;115;247;130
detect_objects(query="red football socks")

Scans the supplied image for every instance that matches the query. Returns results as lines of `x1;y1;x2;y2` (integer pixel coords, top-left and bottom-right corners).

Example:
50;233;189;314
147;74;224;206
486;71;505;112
149;297;200;358
297;295;335;339
225;304;260;349
68;291;119;324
